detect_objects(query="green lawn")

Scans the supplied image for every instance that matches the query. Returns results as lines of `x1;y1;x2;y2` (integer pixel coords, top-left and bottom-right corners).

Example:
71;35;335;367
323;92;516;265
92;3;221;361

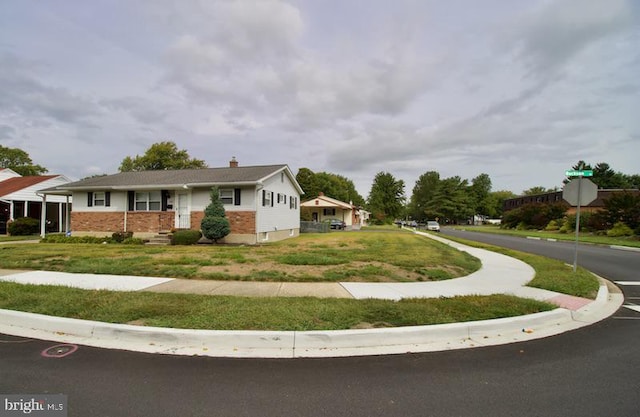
0;282;554;331
0;228;597;330
0;230;481;282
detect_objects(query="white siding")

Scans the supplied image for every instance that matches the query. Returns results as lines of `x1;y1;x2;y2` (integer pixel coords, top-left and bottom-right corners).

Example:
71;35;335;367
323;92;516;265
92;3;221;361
256;171;300;233
0;168;21;182
8;176;73;203
191;187;257;212
73;191;127;211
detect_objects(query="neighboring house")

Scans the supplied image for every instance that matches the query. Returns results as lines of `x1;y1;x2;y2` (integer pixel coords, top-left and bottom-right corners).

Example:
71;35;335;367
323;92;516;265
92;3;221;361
0;168;72;235
300;192;368;229
41;160;303;244
503;189;640;215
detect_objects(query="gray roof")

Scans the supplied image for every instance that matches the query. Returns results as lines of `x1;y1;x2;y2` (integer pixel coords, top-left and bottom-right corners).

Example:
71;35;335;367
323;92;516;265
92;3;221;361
43;165;300;192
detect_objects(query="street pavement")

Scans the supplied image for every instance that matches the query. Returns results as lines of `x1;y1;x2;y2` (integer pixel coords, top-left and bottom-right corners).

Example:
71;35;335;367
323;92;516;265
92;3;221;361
0;231;624;358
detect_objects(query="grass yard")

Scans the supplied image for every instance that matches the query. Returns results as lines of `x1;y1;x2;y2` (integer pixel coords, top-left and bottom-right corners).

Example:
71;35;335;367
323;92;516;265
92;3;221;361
0;282;555;331
0;230;481;282
0;228;595;330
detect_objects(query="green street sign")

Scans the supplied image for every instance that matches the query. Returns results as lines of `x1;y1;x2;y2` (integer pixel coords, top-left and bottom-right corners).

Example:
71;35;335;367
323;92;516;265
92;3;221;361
565;170;593;177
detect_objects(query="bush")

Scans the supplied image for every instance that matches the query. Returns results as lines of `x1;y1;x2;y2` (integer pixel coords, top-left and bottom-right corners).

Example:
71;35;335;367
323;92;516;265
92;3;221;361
41;235;112;244
201;217;231;243
112;231;134;243
8;217;40;235
607;222;634;237
545;220;560;231
200;187;231;243
171;229;202;245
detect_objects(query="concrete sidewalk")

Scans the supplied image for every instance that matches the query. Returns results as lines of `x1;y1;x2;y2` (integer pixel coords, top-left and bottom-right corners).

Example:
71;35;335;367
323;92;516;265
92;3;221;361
0;231;624;358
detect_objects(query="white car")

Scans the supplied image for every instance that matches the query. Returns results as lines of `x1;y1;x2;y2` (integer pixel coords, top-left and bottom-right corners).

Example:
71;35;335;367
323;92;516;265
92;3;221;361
426;221;440;232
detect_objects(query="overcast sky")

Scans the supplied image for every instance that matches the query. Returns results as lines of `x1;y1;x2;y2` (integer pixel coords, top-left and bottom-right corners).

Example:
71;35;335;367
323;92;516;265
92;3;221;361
1;0;638;197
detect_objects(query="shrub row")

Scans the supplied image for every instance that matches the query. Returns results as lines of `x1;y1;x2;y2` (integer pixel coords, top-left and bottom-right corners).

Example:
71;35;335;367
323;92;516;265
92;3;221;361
41;234;145;245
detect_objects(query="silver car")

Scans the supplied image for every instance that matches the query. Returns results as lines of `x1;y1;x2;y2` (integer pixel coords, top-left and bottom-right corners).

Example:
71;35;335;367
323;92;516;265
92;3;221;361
426;221;440;232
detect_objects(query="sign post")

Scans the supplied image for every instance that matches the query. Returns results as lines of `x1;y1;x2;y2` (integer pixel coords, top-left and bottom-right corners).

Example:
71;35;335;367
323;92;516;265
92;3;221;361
563;169;597;272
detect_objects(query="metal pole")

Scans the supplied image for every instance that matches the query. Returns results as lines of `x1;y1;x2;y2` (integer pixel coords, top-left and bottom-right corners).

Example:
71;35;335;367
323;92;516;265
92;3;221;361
572;176;582;273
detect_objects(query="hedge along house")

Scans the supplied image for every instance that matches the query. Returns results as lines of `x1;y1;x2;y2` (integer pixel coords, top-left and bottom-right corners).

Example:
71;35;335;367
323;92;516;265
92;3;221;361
0;168;72;235
41;160;304;244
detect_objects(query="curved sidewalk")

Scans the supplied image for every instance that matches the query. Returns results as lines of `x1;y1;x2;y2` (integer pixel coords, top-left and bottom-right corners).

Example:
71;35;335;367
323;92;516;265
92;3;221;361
0;232;624;358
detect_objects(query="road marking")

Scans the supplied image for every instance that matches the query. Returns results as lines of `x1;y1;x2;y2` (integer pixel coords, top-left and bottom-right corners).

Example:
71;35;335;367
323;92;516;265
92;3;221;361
623;305;640;313
614;282;640;286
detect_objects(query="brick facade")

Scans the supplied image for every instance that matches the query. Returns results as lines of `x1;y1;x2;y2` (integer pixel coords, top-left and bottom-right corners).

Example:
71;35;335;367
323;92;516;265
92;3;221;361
72;212;124;232
191;211;256;234
71;211;175;234
126;211;175;232
73;210;255;236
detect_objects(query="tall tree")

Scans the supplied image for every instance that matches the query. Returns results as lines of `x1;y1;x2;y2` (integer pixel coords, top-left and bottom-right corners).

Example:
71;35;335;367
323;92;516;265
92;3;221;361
367;172;405;224
425;176;473;223
119;141;207;172
565;160;636;189
0;145;48;176
408;171;440;221
295;168;365;206
469;173;493;216
488;190;517;218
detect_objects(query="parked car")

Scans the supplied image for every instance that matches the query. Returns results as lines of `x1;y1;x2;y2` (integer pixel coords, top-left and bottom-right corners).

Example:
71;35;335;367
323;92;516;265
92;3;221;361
329;219;346;230
426;221;440;232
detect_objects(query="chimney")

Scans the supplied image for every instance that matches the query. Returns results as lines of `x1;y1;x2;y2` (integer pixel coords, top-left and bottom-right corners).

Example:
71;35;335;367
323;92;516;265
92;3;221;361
229;156;238;168
318;192;324;196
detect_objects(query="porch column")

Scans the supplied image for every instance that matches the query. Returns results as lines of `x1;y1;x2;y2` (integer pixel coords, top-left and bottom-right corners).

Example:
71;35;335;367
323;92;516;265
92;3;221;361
9;202;14;221
40;195;47;238
65;196;71;234
24;201;28;217
58;202;63;232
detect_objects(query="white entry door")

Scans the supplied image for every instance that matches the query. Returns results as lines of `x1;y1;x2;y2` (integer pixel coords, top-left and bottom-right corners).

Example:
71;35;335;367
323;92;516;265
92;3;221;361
176;193;190;229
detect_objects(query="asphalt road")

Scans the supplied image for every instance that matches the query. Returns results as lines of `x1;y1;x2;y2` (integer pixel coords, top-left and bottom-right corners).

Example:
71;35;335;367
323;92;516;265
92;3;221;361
1;231;639;417
440;228;640;283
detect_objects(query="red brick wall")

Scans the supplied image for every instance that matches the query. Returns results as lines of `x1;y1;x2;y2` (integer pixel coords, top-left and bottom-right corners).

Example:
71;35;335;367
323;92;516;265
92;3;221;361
72;211;255;234
191;211;256;234
126;212;175;232
72;212;124;232
71;211;175;233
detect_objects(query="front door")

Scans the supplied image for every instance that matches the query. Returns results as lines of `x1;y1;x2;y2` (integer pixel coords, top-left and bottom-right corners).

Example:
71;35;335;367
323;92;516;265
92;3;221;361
176;193;190;229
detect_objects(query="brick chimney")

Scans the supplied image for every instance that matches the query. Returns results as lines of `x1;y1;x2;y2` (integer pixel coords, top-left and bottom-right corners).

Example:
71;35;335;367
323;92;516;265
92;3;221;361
229;156;238;168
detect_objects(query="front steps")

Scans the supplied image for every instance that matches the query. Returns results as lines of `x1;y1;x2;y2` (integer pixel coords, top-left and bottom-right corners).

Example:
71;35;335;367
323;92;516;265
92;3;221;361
146;231;172;246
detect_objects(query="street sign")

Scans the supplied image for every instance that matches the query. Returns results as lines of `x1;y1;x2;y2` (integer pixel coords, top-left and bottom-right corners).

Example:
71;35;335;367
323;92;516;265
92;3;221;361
565;170;593;177
562;176;598;273
563;178;597;206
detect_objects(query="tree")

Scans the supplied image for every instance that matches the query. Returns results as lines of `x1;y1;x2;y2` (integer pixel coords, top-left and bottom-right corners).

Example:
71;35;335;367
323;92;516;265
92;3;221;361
367;172;405;224
408;171;440;221
522;186;556;196
565;160;637;189
488;190;517;218
295;168;365;206
0;145;48;176
425;176;473;223
469;173;493;216
200;187;230;243
119;141;207;172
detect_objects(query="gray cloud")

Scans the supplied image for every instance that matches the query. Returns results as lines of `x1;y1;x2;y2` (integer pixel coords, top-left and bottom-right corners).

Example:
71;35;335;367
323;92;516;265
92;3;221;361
512;0;634;77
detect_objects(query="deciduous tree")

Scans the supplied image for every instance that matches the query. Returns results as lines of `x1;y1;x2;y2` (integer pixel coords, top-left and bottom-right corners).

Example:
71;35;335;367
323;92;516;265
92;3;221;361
119;141;207;172
0;145;48;176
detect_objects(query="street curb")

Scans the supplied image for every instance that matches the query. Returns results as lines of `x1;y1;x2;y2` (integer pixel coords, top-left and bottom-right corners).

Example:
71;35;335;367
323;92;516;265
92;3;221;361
0;289;620;358
609;245;640;252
